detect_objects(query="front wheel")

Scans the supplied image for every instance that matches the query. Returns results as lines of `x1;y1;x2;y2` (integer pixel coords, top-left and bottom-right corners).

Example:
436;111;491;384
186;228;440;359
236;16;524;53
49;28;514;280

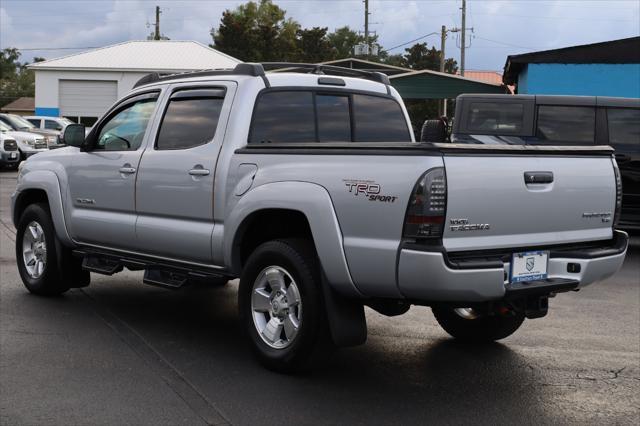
16;203;89;296
238;239;331;372
432;306;525;342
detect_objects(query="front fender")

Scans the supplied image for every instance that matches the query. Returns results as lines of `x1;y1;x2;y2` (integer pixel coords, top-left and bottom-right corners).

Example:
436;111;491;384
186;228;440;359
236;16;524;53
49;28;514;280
12;169;73;246
223;181;362;298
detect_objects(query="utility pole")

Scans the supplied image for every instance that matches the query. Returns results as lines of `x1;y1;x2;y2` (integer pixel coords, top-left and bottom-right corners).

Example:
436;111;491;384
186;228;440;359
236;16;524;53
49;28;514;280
440;25;446;73
154;6;161;41
440;25;447;116
364;0;369;58
460;0;466;76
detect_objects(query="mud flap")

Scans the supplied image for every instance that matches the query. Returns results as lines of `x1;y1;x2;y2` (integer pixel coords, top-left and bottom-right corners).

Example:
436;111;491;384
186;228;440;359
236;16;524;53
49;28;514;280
321;272;367;347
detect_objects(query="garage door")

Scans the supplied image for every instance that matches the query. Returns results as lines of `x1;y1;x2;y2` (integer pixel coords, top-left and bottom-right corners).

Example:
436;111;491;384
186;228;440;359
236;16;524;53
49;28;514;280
59;80;118;119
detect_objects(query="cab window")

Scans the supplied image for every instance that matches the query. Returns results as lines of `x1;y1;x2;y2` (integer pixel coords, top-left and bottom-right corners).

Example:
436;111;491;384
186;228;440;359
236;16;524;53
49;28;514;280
156;90;224;150
607;108;640;151
536;106;595;144
45;120;62;130
467;102;524;133
95;97;157;151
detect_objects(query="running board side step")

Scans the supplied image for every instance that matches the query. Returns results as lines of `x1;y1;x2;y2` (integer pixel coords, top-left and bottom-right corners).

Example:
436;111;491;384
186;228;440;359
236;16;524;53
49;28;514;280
73;249;231;290
82;255;123;275
143;269;188;289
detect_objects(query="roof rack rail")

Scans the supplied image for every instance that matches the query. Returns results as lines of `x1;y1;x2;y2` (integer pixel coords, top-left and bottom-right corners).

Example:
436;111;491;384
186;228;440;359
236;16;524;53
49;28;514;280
132;62;391;89
261;62;391;85
133;63;266;88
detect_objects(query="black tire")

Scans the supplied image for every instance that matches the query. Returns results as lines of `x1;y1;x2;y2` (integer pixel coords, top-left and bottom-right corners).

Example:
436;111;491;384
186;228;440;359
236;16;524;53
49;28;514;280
16;203;88;296
238;239;331;372
432;306;525;342
420;119;447;142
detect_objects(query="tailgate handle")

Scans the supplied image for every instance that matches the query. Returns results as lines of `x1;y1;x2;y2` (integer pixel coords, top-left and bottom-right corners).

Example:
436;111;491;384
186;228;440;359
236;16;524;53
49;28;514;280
524;171;553;184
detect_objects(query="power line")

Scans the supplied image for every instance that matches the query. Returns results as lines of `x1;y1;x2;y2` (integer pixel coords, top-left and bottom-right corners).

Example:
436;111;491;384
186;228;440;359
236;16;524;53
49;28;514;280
386;32;439;52
473;36;538;51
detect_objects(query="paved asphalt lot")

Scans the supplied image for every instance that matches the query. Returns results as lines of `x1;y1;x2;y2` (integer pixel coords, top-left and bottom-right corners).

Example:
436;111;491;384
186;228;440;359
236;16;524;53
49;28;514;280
0;168;638;425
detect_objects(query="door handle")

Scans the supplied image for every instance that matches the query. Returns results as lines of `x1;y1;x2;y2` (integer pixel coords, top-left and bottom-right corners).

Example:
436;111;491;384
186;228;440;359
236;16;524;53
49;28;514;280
119;166;136;174
524;171;553;184
189;167;210;176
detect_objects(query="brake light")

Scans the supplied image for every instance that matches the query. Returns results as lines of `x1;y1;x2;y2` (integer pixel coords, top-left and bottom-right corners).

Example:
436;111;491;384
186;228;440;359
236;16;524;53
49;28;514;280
403;167;447;241
612;157;622;227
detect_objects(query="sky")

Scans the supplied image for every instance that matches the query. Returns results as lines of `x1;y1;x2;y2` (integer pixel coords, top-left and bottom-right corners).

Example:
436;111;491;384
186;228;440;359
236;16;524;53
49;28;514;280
1;0;639;72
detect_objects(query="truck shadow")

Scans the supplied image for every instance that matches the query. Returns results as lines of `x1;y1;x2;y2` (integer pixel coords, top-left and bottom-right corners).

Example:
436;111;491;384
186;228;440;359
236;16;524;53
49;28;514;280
72;275;557;424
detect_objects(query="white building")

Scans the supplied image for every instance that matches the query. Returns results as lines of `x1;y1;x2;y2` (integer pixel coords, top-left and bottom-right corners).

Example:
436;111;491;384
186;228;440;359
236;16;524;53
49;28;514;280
28;40;241;125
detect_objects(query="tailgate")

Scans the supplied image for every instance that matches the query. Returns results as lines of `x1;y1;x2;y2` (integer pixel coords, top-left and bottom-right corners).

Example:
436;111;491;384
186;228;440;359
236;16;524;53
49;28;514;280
442;154;616;252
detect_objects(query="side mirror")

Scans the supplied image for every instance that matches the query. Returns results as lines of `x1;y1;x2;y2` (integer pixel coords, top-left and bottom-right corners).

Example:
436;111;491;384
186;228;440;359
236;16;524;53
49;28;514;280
63;124;86;147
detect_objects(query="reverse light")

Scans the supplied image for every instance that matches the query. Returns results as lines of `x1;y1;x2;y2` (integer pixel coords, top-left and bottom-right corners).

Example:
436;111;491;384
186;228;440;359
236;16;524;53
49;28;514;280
403;167;447;241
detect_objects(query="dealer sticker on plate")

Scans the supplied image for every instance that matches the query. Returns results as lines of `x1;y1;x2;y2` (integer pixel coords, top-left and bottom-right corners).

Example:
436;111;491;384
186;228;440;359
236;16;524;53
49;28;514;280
510;250;549;283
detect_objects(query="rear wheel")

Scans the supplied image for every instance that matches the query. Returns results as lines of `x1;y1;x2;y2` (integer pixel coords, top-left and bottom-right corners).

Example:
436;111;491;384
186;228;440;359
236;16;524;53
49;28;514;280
432;306;525;342
239;239;331;372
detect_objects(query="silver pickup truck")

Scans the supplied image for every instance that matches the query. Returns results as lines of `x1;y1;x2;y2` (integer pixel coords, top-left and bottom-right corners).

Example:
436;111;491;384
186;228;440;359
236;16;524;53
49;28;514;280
12;63;628;372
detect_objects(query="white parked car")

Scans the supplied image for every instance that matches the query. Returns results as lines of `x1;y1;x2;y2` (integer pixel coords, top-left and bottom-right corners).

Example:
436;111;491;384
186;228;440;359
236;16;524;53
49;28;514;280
0;121;48;160
0;113;60;147
0;133;20;168
24;116;92;142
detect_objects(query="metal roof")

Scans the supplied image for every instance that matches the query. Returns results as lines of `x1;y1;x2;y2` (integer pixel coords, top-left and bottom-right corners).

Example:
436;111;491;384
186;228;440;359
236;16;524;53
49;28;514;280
27;40;241;73
389;69;506;99
503;36;640;84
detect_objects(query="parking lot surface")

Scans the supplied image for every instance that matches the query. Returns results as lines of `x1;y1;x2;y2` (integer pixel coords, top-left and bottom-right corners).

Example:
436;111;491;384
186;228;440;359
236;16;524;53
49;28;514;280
1;169;639;425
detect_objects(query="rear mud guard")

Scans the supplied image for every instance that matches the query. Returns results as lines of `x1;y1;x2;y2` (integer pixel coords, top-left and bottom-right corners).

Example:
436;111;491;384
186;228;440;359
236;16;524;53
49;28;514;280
321;272;367;347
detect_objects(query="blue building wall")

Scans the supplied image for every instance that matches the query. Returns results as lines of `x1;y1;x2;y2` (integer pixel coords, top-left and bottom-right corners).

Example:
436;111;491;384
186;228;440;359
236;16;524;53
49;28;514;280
34;107;60;117
517;63;640;98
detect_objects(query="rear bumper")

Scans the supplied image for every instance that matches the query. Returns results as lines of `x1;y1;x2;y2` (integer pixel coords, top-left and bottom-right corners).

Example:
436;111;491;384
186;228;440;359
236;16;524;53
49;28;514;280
397;231;628;303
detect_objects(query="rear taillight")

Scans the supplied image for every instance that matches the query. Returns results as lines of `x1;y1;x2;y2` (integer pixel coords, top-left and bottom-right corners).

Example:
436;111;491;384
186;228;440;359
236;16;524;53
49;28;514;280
612;157;622;227
403;167;447;241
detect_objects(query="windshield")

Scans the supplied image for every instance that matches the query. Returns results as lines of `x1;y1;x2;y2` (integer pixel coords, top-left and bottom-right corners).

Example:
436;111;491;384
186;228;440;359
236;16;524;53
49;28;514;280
9;114;37;130
0;121;12;132
60;118;75;125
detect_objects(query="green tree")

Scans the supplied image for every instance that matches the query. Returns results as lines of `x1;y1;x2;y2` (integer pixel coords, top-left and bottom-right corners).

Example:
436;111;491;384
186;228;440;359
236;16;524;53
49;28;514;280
396;42;458;74
327;26;370;59
211;0;299;62
297;27;335;63
0;48;36;108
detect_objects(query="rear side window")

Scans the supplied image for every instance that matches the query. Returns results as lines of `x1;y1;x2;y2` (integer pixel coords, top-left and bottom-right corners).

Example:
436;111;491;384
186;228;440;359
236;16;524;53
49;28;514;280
467;102;524;133
352;94;410;142
607;108;640;150
250;91;315;143
250;90;410;143
536;106;595;144
156;92;224;150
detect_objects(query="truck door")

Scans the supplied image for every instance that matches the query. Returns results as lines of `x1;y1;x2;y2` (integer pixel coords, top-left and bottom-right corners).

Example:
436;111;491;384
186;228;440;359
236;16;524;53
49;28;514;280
66;92;160;249
134;83;236;263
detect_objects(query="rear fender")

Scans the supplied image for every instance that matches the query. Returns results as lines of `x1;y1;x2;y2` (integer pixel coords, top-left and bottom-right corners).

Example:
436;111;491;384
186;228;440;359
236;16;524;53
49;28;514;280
224;181;361;298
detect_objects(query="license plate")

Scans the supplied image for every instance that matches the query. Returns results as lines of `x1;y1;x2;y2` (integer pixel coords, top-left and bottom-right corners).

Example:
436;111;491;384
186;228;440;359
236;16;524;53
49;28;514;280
10;152;17;159
510;250;548;283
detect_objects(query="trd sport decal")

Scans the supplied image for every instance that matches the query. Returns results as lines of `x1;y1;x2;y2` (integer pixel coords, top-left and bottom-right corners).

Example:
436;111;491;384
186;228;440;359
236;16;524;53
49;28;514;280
343;179;398;203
